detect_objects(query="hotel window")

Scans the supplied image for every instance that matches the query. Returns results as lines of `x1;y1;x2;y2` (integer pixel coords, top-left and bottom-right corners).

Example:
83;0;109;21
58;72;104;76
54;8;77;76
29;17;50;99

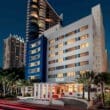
57;73;63;78
80;52;89;57
65;55;75;60
33;0;38;2
80;25;88;32
58;50;63;55
65;47;75;53
80;34;89;40
31;47;40;54
56;35;64;41
56;66;64;70
30;68;40;73
65;31;75;37
48;60;56;64
29;61;40;67
38;20;45;28
48;67;55;71
67;72;75;77
49;46;54;51
65;64;75;68
49;39;55;44
30;54;40;61
31;5;38;9
58;58;63;63
31;41;40;48
66;38;75;45
58;43;63;48
30;11;38;18
80;61;89;66
80;43;89;48
48;53;55;58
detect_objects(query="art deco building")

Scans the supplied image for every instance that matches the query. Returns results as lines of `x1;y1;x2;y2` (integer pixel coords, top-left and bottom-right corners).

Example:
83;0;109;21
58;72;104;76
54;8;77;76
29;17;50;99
3;34;24;69
25;4;107;98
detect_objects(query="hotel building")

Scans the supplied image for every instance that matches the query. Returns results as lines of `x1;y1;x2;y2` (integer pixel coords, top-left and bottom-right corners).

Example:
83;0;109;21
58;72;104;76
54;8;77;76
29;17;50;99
25;0;61;81
3;34;24;69
31;4;107;98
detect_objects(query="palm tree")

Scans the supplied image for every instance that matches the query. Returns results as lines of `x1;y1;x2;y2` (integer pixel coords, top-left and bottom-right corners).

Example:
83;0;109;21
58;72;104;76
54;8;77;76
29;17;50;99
94;72;110;105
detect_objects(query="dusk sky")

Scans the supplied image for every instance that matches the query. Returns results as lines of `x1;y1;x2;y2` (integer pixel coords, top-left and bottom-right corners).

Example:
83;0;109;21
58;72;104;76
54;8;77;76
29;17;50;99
0;0;110;67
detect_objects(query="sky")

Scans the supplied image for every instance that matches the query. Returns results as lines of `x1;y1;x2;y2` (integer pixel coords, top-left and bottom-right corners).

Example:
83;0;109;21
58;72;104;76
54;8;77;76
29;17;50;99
0;0;110;67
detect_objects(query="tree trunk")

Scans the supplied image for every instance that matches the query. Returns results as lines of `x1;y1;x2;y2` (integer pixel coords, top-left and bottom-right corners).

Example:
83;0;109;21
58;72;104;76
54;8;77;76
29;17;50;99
3;82;6;96
82;85;85;99
101;82;104;105
88;85;91;101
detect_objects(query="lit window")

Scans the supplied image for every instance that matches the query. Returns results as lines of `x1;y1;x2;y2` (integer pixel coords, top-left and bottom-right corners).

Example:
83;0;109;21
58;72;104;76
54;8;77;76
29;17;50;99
80;43;89;48
30;68;40;73
38;20;45;28
29;61;40;67
80;25;88;32
30;11;38;18
57;73;63;78
49;39;55;44
58;43;63;48
67;38;75;45
30;54;40;61
58;50;63;55
31;41;40;48
48;53;55;58
80;34;88;40
31;5;38;9
67;72;75;77
80;61;89;66
31;48;40;54
49;46;54;51
32;0;38;3
58;58;63;63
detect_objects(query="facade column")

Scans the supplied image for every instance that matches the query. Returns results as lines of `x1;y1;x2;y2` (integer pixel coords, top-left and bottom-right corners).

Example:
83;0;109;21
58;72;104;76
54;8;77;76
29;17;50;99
46;84;48;99
38;83;41;99
34;83;37;98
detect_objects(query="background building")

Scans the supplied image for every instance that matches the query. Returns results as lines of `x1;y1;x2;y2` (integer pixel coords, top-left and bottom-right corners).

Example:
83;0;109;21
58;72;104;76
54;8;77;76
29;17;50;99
25;0;61;81
3;34;24;69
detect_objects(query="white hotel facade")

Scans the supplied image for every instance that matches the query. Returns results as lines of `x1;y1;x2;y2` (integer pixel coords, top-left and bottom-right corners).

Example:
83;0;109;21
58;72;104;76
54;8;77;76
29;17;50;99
24;4;107;99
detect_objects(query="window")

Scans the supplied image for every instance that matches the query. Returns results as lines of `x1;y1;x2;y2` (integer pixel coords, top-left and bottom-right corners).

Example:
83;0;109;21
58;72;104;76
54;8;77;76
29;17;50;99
80;25;88;32
80;61;89;66
31;47;40;54
65;31;75;37
65;55;75;60
66;38;75;45
67;72;75;77
30;41;40;48
30;11;38;18
30;68;40;73
48;53;55;58
48;67;55;71
48;60;56;64
30;54;40;61
57;73;63;78
29;61;40;67
58;50;63;55
49;39;55;44
65;64;75;68
33;0;38;2
80;52;89;57
31;5;38;9
58;43;63;48
56;66;64;70
80;34;89;40
56;35;64;41
49;46;54;51
80;43;89;48
58;58;63;63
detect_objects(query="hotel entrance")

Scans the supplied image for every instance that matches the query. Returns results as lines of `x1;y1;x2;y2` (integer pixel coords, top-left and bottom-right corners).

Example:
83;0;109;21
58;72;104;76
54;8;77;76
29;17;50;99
52;83;83;97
